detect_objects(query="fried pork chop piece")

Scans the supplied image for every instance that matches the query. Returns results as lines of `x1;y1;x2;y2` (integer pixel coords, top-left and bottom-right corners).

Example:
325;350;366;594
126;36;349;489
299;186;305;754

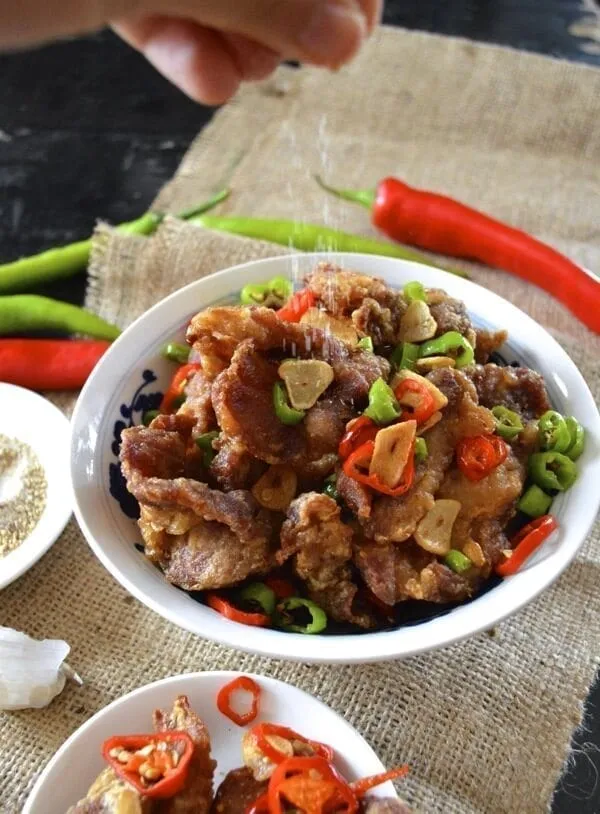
474;329;509;363
426;289;475;340
210;435;266;491
337;468;372;519
176;368;216;435
66;768;151;814
212;340;387;468
152;695;216;814
187;305;347;379
466;363;550;421
363;368;495;544
211;768;267;814
67;697;215;814
305;263;403;319
278;493;373;627
437;449;525;572
351;297;399;346
121;425;273;590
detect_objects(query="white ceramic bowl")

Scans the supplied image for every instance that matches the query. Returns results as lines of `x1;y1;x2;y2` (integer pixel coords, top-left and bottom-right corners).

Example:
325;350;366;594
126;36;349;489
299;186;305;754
24;671;396;813
70;253;600;664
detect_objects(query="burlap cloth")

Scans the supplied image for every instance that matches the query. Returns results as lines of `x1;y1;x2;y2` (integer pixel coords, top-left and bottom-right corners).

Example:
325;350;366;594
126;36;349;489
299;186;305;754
1;27;599;814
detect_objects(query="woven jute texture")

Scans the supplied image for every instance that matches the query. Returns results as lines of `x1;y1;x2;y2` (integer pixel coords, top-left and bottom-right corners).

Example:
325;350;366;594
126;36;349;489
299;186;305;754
1;27;599;814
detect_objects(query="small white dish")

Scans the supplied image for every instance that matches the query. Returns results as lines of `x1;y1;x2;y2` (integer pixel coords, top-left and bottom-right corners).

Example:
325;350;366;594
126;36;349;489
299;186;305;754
0;384;71;590
70;253;600;664
23;670;396;813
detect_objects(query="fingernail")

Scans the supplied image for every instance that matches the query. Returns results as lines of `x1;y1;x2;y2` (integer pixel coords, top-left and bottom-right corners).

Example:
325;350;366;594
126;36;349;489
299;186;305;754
297;0;367;67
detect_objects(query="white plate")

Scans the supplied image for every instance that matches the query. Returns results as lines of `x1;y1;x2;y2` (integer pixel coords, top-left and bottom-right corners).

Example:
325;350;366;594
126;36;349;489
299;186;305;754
70;253;600;664
0;384;71;590
23;671;396;813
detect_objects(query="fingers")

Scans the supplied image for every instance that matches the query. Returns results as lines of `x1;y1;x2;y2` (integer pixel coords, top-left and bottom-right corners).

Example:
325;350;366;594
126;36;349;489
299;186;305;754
139;0;375;69
114;16;242;105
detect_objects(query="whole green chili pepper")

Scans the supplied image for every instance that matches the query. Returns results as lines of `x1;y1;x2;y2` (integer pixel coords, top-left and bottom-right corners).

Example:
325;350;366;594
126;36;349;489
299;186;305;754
273;381;305;425
0;189;230;294
390;341;420;371
275;597;328;634
195;430;220;467
415;437;428;462
190;216;469;278
162;342;190;364
529;451;577;492
357;336;374;352
238;582;276;616
323;474;341;503
518;484;553;518
491;406;523;440
444;550;472;574
0;295;120;340
403;281;427;303
419;331;474;368
364;377;400;425
564;416;585;461
538;410;571;453
142;409;160;427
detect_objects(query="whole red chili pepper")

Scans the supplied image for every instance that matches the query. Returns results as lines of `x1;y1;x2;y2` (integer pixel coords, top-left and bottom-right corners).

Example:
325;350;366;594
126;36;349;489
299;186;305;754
0;338;110;390
316;176;600;334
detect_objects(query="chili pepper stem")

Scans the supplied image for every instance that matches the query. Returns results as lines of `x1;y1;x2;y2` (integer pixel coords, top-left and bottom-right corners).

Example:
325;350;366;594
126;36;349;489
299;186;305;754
314;174;376;209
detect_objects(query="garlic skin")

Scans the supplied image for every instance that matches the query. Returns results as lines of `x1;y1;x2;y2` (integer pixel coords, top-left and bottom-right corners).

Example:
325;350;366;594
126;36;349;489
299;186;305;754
0;626;71;710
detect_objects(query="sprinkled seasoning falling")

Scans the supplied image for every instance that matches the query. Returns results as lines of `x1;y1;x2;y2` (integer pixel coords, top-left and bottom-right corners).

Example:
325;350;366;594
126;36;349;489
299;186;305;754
0;434;47;557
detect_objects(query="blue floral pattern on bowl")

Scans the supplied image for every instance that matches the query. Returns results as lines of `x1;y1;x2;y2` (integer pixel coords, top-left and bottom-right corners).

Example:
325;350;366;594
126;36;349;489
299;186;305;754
109;369;163;519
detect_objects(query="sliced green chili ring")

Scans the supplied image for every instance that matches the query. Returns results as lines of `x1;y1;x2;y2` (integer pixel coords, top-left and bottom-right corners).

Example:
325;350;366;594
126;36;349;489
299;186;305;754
415;437;428;462
491;406;523;441
273;381;305;425
419;331;474;368
444;550;472;574
240;282;270;305
565;416;585;461
323;474;341;503
517;484;553;518
142;409;159;427
161;342;190;364
238;582;276;616
268;275;293;305
403;281;427;303
390;341;420;371
538;410;571;453
275;597;327;634
195;430;220;467
364;377;400;425
529;451;577;492
357;336;374;352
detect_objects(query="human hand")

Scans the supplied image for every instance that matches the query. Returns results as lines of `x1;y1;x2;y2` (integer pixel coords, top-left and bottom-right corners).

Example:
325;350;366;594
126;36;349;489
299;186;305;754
0;0;381;105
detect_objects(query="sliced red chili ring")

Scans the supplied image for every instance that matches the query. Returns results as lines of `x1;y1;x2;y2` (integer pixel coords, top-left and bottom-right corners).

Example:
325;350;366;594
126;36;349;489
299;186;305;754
276;289;316;322
217;676;261;727
264;576;296;599
343;440;416;497
456;434;508;481
338;415;379;460
206;594;271;627
101;731;194;799
393;379;436;424
496;514;558;577
160;363;202;413
267;756;357;814
250;723;334;764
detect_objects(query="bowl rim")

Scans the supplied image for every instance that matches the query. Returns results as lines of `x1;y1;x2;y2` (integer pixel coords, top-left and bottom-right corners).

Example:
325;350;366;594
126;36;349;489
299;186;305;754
71;252;600;664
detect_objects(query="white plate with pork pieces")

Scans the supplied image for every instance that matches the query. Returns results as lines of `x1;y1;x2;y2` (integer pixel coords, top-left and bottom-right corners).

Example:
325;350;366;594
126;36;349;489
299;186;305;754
24;671;406;813
70;253;600;663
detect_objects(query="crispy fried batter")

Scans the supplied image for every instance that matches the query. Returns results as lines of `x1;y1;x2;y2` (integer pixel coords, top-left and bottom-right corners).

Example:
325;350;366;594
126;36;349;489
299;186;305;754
278;493;373;627
305;263;402;319
211;768;267;814
177;368;216;435
466;363;550;420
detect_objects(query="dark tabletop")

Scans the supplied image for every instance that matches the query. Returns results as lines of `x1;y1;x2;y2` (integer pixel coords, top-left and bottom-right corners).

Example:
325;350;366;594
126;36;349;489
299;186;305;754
1;2;599;810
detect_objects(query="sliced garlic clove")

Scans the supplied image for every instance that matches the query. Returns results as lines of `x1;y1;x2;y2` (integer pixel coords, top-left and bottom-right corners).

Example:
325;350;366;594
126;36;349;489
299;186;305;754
416;356;456;373
251;465;298;511
0;627;73;710
390;369;448;412
414;499;462;556
369;420;417;489
463;540;486;568
417;411;443;435
300;307;359;345
398;300;437;342
278;359;334;410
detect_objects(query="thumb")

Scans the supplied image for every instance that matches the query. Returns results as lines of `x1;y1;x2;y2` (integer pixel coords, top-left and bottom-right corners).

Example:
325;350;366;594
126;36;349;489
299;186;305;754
152;0;376;69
